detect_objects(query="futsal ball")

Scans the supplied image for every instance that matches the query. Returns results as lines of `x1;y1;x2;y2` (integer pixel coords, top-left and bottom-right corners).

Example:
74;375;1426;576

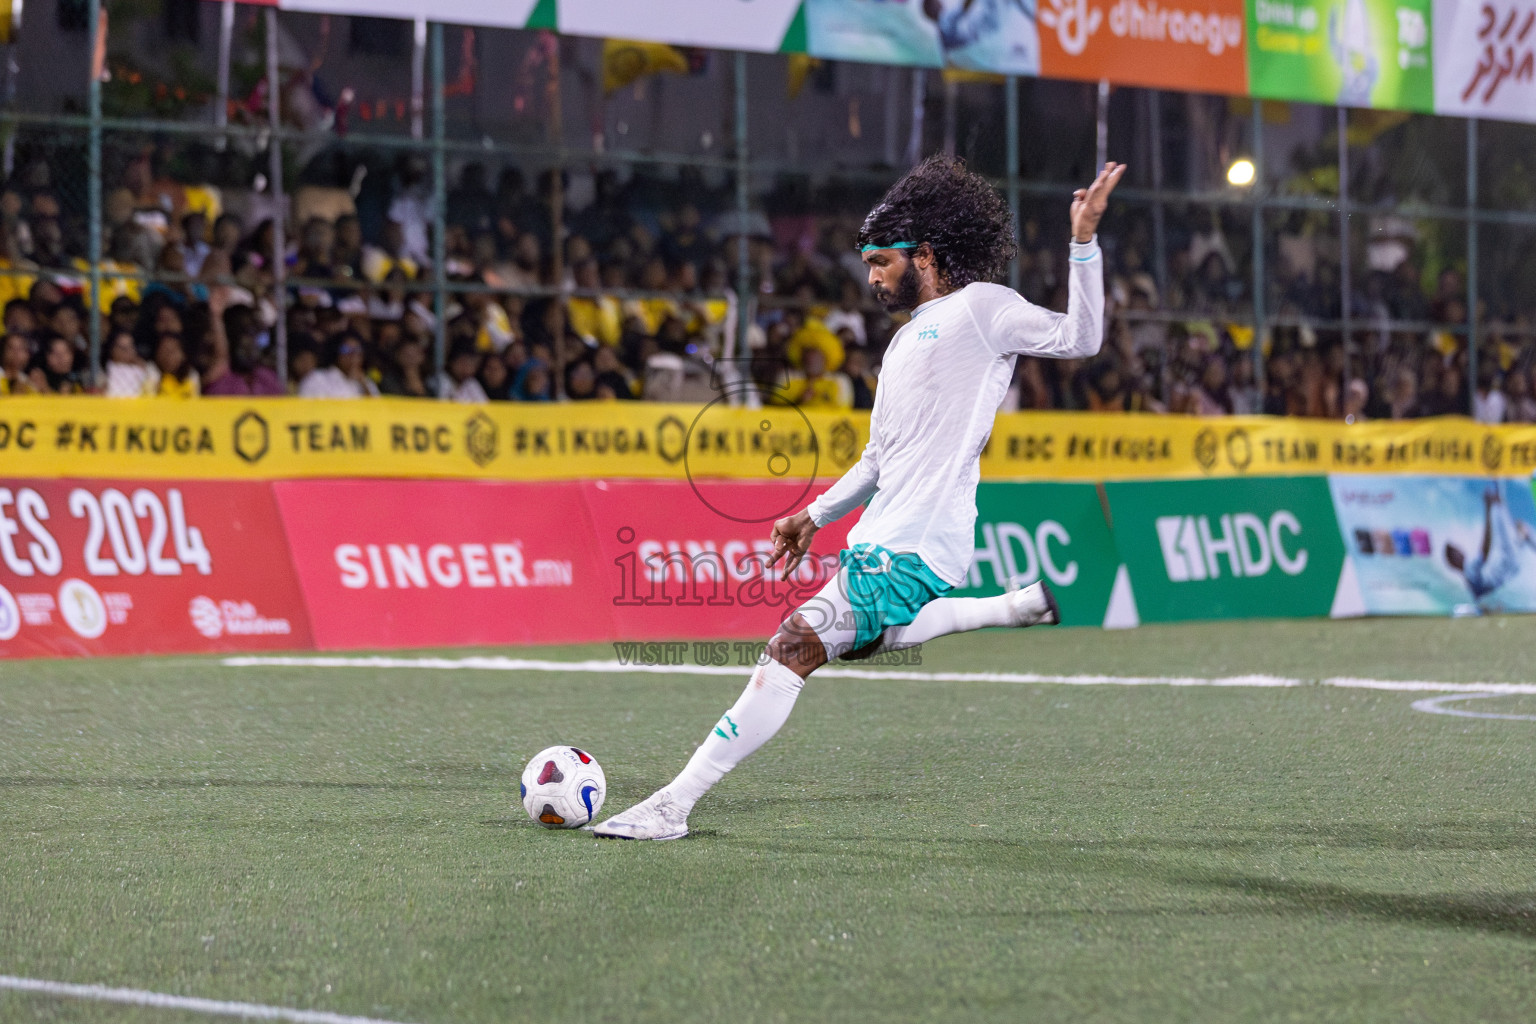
520;746;606;829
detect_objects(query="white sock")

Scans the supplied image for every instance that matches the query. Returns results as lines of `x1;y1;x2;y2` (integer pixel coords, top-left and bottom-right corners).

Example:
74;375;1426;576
880;595;1015;649
666;658;805;815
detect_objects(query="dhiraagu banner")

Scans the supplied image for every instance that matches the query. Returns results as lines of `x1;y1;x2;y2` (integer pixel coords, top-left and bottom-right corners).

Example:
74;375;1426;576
1328;474;1536;616
1246;0;1434;110
1104;476;1345;622
956;482;1123;627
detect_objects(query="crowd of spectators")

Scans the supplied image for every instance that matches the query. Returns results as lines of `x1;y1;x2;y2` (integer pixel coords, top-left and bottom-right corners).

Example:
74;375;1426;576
2;141;1534;423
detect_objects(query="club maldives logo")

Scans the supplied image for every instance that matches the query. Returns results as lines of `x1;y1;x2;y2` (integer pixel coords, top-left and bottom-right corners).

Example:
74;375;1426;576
59;578;108;639
188;596;292;639
1041;0;1244;56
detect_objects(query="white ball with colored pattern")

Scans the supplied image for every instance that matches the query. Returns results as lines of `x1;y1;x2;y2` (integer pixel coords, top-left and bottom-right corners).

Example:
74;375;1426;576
520;745;607;829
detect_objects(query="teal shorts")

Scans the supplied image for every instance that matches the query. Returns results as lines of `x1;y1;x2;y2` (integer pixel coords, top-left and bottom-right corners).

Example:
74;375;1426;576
833;543;953;653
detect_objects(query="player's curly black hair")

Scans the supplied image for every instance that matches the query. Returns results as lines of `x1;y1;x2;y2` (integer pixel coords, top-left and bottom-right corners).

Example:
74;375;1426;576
856;155;1017;290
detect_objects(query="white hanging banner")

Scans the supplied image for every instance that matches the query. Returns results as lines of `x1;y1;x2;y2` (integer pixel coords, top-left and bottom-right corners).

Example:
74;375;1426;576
1433;0;1536;122
239;0;547;30
558;0;806;52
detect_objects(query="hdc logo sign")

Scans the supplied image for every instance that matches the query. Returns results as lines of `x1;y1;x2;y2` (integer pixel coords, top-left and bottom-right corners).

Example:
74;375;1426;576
959;482;1121;627
1155;511;1308;582
970;520;1081;589
1107;478;1343;622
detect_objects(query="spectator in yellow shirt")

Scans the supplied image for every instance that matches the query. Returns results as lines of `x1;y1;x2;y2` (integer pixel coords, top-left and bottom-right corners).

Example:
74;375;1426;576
361;220;420;284
567;258;622;348
32;335;88;394
0;235;36;310
625;257;680;335
781;346;852;410
151;333;200;398
0;332;38;395
785;318;846;374
74;227;147;313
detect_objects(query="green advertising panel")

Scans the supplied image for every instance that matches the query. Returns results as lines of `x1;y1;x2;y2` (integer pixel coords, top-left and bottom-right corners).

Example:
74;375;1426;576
1247;0;1433;111
1105;476;1344;622
954;482;1121;627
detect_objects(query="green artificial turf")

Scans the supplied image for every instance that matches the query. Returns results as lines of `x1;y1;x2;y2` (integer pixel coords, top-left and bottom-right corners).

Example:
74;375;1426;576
3;616;1536;1022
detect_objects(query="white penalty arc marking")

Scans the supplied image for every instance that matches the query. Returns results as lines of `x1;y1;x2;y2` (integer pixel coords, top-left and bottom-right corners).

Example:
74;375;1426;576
0;975;418;1024
1409;692;1536;722
221;655;1536;696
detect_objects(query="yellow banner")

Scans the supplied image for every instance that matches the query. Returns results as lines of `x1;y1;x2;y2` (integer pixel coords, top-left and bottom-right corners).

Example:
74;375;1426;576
3;398;1535;481
980;412;1536;479
0;397;865;481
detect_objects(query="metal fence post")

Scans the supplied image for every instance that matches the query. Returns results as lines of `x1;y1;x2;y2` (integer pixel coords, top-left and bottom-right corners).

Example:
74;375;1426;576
412;18;427;141
906;69;925;166
87;0;102;371
266;8;288;386
215;0;233;151
735;51;751;358
1095;79;1109;171
1148;90;1168;301
1251;101;1265;388
1005;75;1020;291
1467;116;1479;417
941;75;958;158
1337;105;1350;406
430;21;447;384
546;32;565;399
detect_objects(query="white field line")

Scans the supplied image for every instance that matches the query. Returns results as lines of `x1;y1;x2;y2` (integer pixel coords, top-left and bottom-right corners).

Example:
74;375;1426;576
1410;693;1536;721
221;655;1536;696
0;975;417;1024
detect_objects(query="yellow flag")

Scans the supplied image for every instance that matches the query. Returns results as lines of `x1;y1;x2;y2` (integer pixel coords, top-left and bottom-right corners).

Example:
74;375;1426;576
1346;109;1411;146
787;54;822;99
941;68;1005;85
0;0;19;45
602;39;689;95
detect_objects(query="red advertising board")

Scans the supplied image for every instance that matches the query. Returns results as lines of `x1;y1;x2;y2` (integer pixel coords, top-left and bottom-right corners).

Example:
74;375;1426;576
0;477;862;657
273;479;607;650
273;478;859;651
581;479;858;643
0;480;312;658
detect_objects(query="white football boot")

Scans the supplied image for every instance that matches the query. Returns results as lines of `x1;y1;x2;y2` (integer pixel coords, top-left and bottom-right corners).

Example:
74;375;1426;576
1006;577;1060;627
592;789;690;841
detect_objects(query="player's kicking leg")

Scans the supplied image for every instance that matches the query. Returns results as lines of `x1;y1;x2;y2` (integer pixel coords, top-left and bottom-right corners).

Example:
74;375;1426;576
594;560;1057;840
865;576;1058;655
593;611;827;841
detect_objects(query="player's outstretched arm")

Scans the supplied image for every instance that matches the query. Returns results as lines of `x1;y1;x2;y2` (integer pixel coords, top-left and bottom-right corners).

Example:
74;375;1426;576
983;163;1126;360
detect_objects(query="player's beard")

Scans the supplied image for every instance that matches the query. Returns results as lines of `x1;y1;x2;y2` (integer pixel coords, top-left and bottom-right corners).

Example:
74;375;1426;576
872;259;922;312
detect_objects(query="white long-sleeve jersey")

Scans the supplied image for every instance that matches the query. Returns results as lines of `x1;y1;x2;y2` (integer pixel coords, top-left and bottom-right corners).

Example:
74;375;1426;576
806;237;1104;587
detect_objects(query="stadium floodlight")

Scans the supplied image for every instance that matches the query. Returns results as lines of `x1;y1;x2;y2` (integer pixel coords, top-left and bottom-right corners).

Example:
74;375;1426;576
1227;158;1257;187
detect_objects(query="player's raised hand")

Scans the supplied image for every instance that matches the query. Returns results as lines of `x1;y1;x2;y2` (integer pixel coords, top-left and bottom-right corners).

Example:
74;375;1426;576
768;509;819;581
1071;162;1127;243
